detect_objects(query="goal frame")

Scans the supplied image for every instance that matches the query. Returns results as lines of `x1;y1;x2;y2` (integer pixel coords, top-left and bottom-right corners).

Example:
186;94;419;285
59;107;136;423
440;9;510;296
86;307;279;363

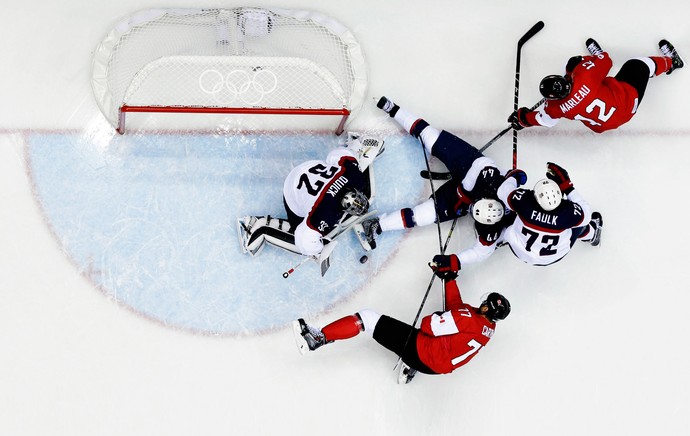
92;8;367;135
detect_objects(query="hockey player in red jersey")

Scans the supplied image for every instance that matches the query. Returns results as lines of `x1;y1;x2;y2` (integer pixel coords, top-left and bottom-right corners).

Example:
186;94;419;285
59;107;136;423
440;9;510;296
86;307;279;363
509;39;684;133
293;266;510;382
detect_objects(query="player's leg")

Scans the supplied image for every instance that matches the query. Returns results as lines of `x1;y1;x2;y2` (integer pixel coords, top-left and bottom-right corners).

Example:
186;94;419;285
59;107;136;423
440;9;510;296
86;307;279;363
238;215;300;256
373;181;459;237
575;211;603;247
371;314;436;375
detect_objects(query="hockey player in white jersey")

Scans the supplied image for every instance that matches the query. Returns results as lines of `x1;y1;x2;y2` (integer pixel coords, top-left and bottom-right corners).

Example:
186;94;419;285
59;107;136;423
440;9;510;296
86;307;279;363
431;162;603;271
360;96;516;264
237;133;384;257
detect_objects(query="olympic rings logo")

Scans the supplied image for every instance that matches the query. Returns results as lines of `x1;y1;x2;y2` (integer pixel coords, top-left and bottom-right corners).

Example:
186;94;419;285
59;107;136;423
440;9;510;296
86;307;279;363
198;68;278;105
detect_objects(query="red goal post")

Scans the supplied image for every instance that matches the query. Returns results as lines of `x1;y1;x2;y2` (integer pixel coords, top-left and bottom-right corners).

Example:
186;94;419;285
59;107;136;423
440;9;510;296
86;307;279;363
91;8;367;134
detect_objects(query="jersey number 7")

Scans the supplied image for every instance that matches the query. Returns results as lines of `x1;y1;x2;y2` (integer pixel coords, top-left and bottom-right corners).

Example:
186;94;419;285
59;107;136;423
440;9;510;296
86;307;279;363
451;339;482;366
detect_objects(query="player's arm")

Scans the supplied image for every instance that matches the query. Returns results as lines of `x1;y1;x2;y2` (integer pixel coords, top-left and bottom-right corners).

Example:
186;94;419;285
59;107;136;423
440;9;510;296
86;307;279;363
546;162;592;224
460;157;499;192
497;169;527;210
456;231;499;266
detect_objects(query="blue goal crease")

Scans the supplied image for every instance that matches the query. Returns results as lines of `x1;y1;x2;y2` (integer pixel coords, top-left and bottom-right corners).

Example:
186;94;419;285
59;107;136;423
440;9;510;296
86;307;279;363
27;132;428;335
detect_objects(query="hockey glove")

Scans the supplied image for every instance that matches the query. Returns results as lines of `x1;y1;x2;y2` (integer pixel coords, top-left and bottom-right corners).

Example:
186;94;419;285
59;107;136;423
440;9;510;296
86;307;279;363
429;254;460;280
505;169;527;186
453;186;473;216
508;107;533;131
546;162;574;194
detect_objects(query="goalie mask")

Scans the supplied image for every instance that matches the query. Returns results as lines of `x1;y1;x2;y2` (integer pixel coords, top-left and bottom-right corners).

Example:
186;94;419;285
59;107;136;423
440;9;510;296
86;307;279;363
533;179;562;211
340;188;369;216
539;75;572;100
480;292;511;322
470;198;505;225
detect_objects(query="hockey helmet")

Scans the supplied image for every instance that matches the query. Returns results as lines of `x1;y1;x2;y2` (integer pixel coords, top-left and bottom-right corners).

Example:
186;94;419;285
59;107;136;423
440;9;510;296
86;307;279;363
470;198;505;225
341;188;369;216
539;75;572;100
533;179;562;211
480;292;511;322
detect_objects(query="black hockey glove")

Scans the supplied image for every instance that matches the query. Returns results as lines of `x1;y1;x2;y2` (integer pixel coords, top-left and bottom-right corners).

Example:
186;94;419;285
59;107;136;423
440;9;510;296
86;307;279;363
505;169;527;186
508;107;532;131
546;162;574;194
429;254;460;280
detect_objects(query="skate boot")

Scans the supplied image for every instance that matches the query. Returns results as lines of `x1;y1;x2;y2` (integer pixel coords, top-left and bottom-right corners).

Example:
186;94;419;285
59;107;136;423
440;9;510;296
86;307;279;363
292;318;327;355
589;212;603;247
397;362;418;384
376;96;399;117
585;38;603;56
659;39;684;75
362;218;381;250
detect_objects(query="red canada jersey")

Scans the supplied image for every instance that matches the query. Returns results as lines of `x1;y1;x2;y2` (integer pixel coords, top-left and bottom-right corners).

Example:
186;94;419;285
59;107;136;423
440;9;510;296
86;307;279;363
416;280;496;374
536;53;639;133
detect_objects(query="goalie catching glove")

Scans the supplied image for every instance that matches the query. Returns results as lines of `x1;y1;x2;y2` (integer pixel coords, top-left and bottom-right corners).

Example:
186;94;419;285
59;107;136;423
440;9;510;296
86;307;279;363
546;162;574;194
429;254;461;280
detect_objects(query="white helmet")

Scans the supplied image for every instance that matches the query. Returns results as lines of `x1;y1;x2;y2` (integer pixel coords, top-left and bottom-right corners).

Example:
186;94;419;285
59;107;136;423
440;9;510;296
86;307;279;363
470;198;505;225
533;179;562;211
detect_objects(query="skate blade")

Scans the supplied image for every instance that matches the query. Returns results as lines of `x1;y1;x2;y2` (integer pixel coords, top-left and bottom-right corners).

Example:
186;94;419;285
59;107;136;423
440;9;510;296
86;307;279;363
291;320;310;355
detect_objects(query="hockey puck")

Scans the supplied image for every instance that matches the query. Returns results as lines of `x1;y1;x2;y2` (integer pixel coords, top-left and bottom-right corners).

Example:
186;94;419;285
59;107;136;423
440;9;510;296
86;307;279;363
359;255;369;264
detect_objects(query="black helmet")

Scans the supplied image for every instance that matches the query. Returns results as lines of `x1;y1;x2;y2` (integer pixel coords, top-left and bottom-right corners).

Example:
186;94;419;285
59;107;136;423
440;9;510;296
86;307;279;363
539;75;572;100
481;292;511;322
340;188;369;216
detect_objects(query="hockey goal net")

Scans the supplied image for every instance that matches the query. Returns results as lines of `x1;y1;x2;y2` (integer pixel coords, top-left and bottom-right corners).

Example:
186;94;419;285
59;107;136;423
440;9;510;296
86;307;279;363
91;8;367;134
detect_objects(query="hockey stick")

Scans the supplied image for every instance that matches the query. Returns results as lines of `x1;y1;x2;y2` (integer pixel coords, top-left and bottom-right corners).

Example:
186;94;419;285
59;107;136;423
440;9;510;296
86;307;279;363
283;255;315;278
479;97;545;153
394;216;458;374
419;98;545;181
282;210;377;278
513;21;544;169
419;139;445;253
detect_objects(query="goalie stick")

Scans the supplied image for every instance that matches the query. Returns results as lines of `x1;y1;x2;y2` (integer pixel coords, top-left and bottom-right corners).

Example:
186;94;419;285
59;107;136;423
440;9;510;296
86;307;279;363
281;210;378;278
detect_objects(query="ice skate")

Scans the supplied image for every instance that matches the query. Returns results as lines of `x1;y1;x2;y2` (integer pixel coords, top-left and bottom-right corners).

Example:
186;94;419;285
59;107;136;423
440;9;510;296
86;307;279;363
354;217;380;251
589;211;603;247
292;318;327;354
397;362;418;384
659;39;684;75
376;96;398;117
585;38;603;56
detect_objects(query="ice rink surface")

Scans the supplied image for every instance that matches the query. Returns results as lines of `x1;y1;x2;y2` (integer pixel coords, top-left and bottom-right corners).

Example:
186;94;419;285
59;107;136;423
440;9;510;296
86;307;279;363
1;1;689;435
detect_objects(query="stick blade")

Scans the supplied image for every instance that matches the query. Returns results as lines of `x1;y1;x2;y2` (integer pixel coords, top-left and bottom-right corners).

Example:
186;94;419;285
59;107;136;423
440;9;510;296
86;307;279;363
518;21;544;46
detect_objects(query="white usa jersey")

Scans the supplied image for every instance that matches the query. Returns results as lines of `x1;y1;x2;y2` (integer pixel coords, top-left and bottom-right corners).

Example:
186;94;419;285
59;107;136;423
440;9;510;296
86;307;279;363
498;182;591;266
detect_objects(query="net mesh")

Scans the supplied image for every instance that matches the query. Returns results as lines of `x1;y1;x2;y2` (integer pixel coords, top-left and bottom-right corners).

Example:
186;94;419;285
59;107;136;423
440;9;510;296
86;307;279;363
92;8;367;132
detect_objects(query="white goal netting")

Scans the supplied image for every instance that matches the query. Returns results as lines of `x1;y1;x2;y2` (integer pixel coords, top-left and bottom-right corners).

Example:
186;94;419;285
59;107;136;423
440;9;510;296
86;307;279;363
92;8;367;134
